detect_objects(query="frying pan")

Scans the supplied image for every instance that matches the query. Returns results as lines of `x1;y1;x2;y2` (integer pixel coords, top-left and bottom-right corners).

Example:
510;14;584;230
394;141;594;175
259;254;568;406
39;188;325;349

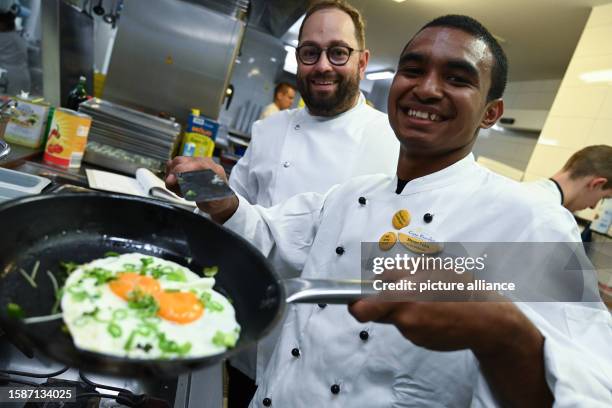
0;193;368;377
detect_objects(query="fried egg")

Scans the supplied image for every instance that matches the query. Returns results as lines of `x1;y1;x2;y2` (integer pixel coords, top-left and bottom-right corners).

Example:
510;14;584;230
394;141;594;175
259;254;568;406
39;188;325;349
61;253;240;359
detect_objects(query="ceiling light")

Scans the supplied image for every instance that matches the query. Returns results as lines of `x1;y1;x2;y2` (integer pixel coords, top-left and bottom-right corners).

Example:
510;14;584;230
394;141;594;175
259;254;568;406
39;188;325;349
366;70;395;80
579;69;612;83
391;0;407;3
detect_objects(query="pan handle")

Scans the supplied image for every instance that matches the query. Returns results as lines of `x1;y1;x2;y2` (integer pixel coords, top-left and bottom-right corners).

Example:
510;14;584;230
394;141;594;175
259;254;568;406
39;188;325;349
282;278;378;304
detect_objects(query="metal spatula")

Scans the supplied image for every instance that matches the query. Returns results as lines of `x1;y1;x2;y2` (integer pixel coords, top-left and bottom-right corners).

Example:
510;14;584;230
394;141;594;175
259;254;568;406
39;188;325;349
176;169;235;202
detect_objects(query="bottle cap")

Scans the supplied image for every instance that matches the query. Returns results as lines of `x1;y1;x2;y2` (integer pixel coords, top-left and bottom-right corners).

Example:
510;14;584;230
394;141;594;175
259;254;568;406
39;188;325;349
191;108;200;116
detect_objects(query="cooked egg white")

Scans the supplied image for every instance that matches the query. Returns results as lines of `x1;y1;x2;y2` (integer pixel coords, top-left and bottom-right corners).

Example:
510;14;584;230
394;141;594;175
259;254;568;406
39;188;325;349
61;253;240;359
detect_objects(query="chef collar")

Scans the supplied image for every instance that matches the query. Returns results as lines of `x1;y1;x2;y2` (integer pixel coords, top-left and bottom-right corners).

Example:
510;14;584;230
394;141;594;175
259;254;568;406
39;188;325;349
394;153;477;195
303;93;366;122
548;178;565;206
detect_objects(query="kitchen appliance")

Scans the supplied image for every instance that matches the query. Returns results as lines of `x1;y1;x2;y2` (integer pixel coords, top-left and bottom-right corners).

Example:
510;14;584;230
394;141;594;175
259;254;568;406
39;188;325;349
103;0;248;123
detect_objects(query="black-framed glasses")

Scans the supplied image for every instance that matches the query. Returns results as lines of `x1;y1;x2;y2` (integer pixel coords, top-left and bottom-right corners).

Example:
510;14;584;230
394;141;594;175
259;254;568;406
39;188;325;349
296;45;363;66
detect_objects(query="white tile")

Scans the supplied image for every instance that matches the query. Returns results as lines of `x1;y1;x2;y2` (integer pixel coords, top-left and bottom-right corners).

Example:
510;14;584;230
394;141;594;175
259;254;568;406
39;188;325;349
597;87;612;119
549;86;608;118
573;25;612;58
524;144;575;178
539;116;594;149
562;55;612;87
586;119;612;145
587;4;612;29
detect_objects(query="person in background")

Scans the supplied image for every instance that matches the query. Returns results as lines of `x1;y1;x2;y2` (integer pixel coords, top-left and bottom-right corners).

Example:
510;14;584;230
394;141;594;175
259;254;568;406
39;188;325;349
0;0;29;95
523;145;612;212
523;144;612;241
259;82;296;119
167;14;611;407
168;1;399;405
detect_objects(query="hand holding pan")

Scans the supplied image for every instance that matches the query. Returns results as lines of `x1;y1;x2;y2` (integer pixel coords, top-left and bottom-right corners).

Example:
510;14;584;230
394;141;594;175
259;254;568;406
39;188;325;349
0;194;375;378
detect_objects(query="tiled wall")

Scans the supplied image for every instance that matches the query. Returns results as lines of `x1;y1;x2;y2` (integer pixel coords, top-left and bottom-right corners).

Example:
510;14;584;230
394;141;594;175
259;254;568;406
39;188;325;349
524;3;612;219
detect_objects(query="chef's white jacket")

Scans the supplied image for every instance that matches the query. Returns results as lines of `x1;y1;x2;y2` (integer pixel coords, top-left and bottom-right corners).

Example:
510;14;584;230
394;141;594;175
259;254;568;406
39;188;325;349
229;93;399;208
522;179;563;206
222;154;612;407
228;93;399;379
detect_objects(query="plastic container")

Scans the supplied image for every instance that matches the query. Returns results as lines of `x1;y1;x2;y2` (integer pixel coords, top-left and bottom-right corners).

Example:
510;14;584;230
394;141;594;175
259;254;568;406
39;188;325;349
3;93;50;148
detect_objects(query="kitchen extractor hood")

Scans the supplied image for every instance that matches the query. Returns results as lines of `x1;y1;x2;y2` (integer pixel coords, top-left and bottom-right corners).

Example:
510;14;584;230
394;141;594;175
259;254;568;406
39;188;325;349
498;109;549;132
103;0;248;123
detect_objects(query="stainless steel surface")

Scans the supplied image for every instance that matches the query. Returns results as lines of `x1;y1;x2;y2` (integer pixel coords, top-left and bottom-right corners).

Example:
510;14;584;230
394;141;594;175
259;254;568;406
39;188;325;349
42;0;94;107
282;278;378;304
0;139;9;160
104;0;246;123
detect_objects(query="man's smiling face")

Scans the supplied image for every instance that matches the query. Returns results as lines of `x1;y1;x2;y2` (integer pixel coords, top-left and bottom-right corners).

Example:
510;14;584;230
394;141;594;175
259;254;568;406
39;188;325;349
296;8;368;117
388;26;503;156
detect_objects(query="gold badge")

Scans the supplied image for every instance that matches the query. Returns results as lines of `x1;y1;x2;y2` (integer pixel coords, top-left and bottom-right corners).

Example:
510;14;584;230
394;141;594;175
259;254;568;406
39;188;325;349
392;209;411;230
398;231;442;254
378;231;397;251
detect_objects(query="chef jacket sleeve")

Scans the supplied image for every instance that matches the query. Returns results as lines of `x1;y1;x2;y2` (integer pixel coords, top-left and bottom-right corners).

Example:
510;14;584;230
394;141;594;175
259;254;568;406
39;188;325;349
223;186;338;274
470;302;612;407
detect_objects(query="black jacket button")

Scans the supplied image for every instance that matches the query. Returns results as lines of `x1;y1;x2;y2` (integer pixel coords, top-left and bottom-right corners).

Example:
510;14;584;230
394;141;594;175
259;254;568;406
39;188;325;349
331;384;340;394
318;303;327;309
335;246;345;255
291;347;300;357
423;213;433;223
359;330;369;341
358;196;366;205
263;397;272;406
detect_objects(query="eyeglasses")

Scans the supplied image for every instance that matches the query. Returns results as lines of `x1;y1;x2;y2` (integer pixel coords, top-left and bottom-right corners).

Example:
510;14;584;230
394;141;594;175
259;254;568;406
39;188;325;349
296;45;363;66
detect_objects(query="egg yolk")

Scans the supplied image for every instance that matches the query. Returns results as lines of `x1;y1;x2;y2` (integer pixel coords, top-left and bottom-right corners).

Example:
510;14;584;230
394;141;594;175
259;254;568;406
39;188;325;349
109;272;161;300
109;272;204;324
157;291;204;324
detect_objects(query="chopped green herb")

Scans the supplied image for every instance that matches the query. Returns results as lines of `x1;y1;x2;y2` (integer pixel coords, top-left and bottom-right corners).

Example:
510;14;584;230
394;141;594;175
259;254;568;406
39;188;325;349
127;290;159;317
51;286;64;314
139;258;154;275
112;309;128;320
124;330;137;351
18;268;37;288
136;343;153;353
60;261;79;274
164;288;179;293
83;267;116;285
107;322;122;338
203;266;219;278
164;270;186;282
6;302;24;319
67;286;89;302
104;251;120;257
122;263;136;272
199;292;223;312
185;190;197;199
157;333;191;355
30;260;40;282
212;330;237;348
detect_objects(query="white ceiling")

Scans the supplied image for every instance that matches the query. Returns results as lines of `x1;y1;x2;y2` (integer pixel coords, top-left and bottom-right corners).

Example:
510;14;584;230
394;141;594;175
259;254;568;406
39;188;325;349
286;0;612;82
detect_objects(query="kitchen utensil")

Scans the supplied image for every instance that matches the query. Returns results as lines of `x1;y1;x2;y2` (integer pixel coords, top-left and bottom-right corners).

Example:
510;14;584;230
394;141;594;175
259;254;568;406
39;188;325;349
103;0;116;24
176;169;234;202
0;139;10;160
0;194;372;378
93;0;104;15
